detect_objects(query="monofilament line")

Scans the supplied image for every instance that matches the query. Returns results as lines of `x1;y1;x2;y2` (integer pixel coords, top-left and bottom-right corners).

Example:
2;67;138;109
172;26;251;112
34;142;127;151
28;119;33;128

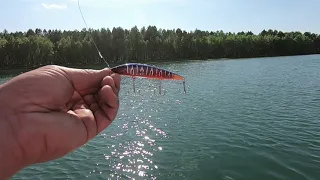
77;0;110;68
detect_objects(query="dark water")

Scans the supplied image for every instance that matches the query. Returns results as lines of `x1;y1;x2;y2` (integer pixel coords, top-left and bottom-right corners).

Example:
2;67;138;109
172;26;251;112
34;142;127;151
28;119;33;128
3;55;320;180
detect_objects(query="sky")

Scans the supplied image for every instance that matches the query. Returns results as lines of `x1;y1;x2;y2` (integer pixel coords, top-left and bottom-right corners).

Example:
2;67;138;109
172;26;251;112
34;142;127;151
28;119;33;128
1;0;320;34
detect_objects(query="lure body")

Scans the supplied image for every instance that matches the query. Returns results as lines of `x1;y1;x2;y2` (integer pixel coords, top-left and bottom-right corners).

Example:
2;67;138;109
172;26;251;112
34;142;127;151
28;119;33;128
111;63;184;81
111;63;186;94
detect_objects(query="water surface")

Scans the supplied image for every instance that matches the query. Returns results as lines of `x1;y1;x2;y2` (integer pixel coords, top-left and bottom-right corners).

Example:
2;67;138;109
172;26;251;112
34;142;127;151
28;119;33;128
3;55;320;180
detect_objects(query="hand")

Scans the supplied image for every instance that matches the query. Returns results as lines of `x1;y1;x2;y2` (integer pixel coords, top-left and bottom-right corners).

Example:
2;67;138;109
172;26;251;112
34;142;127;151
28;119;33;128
0;65;120;179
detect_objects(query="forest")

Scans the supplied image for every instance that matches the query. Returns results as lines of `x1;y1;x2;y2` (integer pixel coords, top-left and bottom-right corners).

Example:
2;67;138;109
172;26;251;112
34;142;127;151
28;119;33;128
0;26;320;69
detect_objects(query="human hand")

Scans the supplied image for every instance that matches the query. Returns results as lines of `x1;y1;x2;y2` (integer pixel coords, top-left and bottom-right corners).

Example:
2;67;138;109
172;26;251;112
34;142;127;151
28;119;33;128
0;65;120;179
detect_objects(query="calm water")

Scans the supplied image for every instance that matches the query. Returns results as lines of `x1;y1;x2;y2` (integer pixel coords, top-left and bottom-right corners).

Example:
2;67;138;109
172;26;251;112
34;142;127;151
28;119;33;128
2;55;320;180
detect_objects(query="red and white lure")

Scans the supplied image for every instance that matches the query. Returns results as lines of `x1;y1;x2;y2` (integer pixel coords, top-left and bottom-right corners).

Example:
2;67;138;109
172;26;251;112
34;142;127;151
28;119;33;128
111;63;186;94
77;0;186;94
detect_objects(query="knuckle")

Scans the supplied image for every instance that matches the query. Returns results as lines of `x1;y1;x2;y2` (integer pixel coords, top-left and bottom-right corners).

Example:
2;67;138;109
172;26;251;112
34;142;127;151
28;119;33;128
103;85;113;91
41;65;60;70
101;68;112;75
102;76;114;84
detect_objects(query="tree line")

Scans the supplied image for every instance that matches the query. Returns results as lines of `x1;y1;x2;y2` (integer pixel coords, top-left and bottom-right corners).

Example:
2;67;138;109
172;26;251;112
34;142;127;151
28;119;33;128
0;26;320;69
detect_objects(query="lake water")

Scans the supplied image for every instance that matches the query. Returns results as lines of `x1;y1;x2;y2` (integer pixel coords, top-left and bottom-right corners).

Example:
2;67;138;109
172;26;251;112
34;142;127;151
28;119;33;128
3;55;320;180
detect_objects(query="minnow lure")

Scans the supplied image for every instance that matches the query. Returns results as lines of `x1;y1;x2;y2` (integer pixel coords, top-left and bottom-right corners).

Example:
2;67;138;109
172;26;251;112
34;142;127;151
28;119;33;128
77;0;186;94
111;63;186;94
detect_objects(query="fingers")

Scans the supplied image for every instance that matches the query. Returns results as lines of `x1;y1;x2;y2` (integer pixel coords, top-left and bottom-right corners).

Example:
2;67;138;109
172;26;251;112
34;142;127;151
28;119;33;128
82;95;99;112
84;87;119;135
72;108;97;143
69;67;120;137
97;73;120;121
111;73;121;95
82;87;118;119
99;86;119;110
83;72;120;109
101;73;121;95
82;73;120;135
70;91;89;110
101;76;116;95
93;110;114;135
56;65;113;96
96;84;119;134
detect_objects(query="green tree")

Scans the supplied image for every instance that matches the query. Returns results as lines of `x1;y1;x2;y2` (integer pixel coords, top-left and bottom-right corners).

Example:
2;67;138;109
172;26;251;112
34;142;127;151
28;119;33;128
0;27;319;69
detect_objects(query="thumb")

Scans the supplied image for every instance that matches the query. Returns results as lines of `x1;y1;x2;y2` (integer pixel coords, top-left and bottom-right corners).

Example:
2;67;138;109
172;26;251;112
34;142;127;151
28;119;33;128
56;65;112;95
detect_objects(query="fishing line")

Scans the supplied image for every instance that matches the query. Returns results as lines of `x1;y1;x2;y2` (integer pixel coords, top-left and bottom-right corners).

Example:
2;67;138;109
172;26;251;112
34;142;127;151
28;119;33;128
77;0;110;68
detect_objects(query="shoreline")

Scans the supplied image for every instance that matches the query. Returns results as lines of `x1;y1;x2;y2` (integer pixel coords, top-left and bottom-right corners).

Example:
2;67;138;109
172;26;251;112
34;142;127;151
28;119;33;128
0;53;319;74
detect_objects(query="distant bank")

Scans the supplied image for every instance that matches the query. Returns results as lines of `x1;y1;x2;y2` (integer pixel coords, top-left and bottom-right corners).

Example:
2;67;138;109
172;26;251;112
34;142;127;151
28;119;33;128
1;27;320;70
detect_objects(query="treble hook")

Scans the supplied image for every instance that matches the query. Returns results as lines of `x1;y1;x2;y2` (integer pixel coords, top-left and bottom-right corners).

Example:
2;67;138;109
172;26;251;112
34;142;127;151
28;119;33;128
132;77;136;93
159;80;162;95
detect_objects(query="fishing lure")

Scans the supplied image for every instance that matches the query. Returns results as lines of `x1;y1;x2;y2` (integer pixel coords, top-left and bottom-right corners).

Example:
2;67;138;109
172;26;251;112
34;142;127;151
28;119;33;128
77;0;186;94
111;63;186;94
